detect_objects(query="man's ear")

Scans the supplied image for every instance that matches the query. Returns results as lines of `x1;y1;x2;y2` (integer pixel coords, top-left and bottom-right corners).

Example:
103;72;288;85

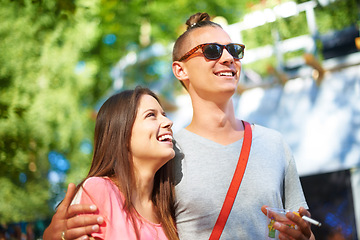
172;61;189;82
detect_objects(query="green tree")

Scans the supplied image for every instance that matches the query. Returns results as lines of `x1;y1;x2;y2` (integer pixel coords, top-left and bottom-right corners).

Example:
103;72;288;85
0;0;254;224
0;0;102;223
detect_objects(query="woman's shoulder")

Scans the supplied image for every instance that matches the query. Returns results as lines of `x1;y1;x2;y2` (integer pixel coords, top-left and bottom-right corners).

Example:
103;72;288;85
84;176;110;185
82;177;118;194
80;177;124;204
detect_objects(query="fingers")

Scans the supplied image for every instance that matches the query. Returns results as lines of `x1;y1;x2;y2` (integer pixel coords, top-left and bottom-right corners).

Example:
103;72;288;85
43;184;76;240
67;204;98;219
67;215;104;229
63;183;104;240
292;208;312;238
63;183;77;208
273;220;306;240
65;214;104;240
61;184;100;218
261;205;269;215
43;183;104;240
262;206;313;240
274;209;312;240
64;224;100;240
61;215;103;240
299;207;311;218
74;237;90;240
56;183;77;216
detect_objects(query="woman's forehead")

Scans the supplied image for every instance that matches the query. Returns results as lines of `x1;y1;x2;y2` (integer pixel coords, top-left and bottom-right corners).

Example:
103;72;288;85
138;94;161;111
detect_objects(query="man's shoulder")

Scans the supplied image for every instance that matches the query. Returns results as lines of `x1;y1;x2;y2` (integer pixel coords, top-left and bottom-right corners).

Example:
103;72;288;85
253;123;282;138
174;128;187;138
173;128;192;146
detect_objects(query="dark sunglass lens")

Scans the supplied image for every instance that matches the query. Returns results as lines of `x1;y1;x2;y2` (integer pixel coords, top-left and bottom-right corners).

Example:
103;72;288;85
227;44;243;59
203;44;222;59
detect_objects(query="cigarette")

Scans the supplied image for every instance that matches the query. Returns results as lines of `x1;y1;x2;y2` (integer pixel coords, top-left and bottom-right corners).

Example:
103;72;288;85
293;212;322;227
302;215;322;227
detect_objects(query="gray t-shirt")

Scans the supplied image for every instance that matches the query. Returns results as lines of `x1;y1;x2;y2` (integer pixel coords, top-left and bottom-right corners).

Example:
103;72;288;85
173;124;308;239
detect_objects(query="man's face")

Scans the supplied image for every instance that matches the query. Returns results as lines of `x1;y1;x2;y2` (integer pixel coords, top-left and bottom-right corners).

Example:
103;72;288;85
181;26;242;101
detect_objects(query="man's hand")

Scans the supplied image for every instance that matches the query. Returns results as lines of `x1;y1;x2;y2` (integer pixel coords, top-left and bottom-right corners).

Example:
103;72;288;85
261;205;315;240
43;183;104;240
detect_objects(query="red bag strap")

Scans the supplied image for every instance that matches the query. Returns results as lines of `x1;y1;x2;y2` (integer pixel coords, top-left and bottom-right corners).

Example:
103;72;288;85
209;120;252;240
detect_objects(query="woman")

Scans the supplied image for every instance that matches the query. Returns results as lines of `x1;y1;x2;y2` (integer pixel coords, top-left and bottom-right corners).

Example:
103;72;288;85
62;86;178;240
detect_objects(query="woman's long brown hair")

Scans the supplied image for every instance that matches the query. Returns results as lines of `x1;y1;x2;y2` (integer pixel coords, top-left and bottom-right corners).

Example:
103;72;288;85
72;86;178;240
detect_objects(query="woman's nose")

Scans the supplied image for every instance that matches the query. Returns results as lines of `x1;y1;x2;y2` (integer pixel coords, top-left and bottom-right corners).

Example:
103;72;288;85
162;116;173;129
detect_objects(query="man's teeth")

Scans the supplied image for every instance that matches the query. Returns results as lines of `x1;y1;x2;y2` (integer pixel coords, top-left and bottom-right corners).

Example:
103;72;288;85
158;134;173;142
218;72;233;76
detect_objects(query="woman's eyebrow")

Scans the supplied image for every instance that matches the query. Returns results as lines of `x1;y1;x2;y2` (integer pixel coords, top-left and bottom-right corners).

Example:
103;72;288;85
142;108;156;115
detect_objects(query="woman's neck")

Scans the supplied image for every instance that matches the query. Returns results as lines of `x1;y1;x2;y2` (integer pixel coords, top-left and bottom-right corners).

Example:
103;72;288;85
131;170;159;223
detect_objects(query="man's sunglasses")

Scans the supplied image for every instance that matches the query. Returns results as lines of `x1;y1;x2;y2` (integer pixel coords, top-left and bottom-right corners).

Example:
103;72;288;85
179;43;245;62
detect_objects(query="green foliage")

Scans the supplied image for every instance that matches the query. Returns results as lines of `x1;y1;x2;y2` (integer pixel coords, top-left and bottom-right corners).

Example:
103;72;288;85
241;0;358;77
241;12;309;77
276;12;309;40
242;24;274;49
0;177;50;223
0;0;101;223
241;11;309;49
243;56;277;77
283;49;306;62
315;0;359;33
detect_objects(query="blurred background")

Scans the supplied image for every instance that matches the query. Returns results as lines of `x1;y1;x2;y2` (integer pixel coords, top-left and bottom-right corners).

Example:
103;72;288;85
0;0;359;239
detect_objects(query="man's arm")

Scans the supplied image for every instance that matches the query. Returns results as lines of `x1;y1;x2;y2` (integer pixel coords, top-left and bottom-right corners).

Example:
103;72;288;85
261;205;315;240
43;183;104;240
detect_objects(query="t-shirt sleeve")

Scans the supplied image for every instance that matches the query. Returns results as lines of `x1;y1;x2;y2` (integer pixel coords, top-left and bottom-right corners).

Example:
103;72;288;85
78;177;113;240
283;141;308;210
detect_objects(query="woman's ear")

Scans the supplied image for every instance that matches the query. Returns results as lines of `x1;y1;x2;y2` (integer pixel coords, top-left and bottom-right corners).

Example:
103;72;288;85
172;61;189;84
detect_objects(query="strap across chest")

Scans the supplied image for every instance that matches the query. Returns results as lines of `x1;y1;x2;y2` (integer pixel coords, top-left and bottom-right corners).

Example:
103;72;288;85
209;120;252;240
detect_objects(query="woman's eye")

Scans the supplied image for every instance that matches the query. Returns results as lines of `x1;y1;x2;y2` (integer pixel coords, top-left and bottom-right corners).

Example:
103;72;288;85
146;112;155;118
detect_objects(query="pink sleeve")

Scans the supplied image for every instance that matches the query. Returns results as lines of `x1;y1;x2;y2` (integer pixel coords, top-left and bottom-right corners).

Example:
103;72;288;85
78;177;112;240
77;177;167;239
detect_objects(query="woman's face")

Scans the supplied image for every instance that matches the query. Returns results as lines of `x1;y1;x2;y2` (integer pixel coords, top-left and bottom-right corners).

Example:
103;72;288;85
181;26;242;101
130;94;174;173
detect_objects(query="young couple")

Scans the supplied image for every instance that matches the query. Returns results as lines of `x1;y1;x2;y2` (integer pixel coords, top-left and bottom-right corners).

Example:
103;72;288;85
43;12;315;240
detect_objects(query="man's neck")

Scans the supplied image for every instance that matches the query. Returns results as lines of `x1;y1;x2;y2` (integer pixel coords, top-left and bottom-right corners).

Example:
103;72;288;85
186;98;244;145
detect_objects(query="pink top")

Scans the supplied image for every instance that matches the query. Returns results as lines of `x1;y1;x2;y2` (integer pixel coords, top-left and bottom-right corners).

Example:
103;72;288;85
76;177;168;240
